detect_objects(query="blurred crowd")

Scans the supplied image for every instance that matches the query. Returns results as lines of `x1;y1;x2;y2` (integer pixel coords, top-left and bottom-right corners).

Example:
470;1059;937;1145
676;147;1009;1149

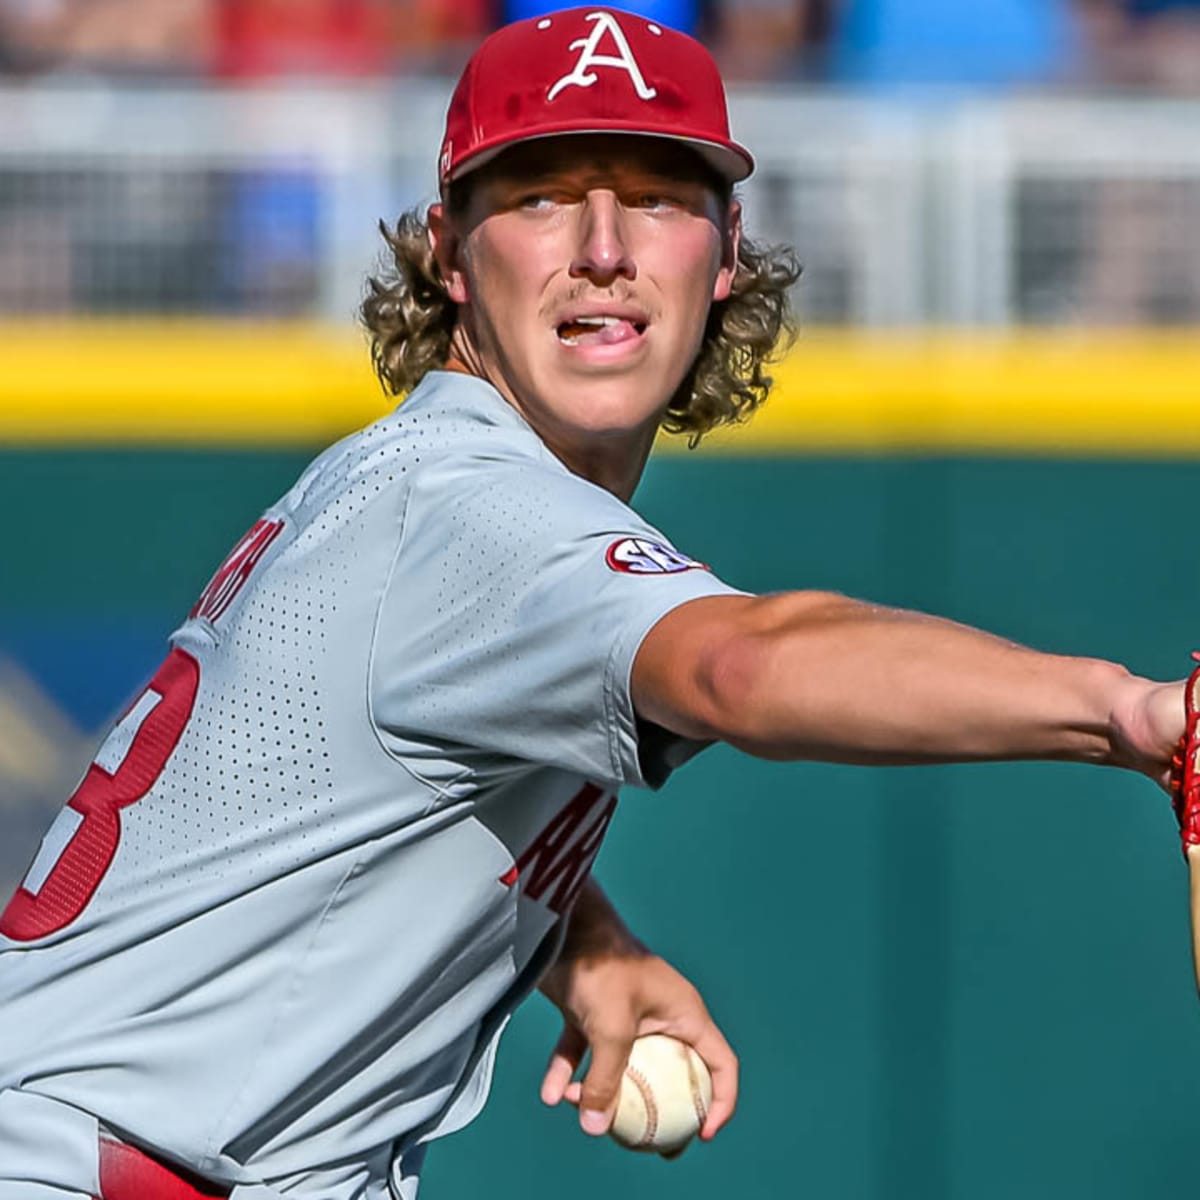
1;0;1198;325
0;0;1197;89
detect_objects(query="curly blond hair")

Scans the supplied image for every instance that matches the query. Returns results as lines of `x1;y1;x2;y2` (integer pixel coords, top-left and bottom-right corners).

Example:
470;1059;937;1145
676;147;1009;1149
361;204;800;444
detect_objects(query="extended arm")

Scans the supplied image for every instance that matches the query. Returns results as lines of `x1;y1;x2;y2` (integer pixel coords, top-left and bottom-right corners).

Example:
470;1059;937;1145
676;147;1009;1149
538;878;737;1142
633;592;1184;784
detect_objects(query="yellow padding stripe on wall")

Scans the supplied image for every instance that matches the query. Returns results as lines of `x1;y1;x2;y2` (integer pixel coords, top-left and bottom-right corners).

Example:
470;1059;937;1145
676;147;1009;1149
0;323;384;448
1;322;1198;454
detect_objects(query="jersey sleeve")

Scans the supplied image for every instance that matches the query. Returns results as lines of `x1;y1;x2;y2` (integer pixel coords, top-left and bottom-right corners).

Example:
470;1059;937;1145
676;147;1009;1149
370;450;743;788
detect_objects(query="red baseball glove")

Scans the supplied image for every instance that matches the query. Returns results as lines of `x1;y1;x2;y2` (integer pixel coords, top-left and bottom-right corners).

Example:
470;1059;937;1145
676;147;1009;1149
1169;658;1200;856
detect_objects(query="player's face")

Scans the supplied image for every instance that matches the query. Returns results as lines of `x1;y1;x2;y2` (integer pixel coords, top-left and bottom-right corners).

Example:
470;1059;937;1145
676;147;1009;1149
429;136;741;494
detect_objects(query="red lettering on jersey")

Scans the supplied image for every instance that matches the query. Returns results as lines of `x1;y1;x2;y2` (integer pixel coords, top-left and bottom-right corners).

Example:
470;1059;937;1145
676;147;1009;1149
1;649;199;941
191;518;284;623
501;783;618;916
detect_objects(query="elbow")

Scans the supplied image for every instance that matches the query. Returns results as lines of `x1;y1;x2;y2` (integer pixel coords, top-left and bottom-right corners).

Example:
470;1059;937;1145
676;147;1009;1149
691;625;784;753
689;589;852;756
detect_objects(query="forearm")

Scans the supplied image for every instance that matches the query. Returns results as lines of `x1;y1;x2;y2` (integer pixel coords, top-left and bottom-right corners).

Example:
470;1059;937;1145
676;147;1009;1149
642;592;1168;770
539;879;647;1004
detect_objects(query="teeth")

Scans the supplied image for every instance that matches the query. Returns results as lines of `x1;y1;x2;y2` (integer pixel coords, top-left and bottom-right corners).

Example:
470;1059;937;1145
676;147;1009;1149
557;314;642;345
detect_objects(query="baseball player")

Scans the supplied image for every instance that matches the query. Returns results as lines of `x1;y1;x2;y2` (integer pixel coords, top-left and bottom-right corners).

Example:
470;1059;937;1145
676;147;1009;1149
0;7;1188;1199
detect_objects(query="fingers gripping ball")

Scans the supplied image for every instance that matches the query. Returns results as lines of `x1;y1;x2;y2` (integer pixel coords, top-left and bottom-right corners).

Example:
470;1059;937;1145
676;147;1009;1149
609;1035;713;1156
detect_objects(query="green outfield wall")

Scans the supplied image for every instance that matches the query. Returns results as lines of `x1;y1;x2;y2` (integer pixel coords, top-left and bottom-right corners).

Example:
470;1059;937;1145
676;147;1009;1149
2;439;1197;1200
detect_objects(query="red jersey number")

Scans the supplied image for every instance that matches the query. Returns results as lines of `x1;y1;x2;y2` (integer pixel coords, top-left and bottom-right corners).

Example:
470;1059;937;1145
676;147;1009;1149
0;649;200;942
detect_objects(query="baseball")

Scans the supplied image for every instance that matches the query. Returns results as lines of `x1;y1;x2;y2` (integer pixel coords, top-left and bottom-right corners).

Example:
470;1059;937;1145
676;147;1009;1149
609;1034;713;1156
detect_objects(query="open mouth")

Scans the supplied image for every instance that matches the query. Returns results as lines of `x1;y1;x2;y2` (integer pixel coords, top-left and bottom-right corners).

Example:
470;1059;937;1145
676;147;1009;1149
556;315;648;347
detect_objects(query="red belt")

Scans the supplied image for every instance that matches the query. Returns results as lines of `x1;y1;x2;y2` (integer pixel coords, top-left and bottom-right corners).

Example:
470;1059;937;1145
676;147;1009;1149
98;1133;231;1200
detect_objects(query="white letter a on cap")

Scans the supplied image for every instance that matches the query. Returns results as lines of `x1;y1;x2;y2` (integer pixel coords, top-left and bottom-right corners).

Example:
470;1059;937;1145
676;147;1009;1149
547;11;658;102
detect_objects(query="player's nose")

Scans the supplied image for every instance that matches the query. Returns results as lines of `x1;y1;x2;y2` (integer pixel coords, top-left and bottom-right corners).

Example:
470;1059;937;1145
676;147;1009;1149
568;190;636;286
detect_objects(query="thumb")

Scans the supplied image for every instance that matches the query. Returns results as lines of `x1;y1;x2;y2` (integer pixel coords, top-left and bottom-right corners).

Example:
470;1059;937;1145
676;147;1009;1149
578;1027;633;1136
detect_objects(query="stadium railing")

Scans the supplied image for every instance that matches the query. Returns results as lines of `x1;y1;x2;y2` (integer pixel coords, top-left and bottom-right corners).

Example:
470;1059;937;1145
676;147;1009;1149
1;83;1199;327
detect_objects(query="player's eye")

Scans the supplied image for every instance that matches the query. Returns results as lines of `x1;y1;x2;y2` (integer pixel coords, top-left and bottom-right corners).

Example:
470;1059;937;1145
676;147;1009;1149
516;192;562;211
631;192;685;213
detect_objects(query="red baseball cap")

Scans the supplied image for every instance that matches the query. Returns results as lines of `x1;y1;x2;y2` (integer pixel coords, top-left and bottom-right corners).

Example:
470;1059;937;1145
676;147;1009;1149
439;7;754;188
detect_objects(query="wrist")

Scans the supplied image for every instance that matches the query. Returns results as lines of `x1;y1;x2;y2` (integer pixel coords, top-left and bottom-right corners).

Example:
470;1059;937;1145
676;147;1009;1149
539;885;649;1005
555;911;648;965
560;879;646;959
1106;663;1180;778
539;940;654;1010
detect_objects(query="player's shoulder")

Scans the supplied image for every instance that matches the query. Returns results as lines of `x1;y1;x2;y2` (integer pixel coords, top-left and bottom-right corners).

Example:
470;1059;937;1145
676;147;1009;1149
273;371;634;544
340;370;556;478
395;373;637;516
390;370;544;457
279;371;545;511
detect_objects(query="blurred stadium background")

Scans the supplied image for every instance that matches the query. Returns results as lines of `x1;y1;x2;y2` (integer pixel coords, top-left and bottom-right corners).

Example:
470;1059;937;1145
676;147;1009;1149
3;1;1200;1197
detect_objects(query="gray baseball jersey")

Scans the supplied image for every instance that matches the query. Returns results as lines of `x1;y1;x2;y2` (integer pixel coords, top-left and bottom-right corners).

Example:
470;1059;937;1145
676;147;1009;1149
0;370;740;1199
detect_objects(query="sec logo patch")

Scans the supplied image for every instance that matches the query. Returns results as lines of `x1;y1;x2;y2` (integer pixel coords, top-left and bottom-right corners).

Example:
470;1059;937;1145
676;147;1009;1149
605;537;708;575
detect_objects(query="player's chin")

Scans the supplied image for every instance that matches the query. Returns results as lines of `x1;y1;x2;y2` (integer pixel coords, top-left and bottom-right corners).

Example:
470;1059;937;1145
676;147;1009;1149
555;379;671;436
551;353;679;414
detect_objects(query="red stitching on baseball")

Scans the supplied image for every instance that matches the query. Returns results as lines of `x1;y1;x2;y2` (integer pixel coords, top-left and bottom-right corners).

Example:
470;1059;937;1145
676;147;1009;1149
686;1051;709;1128
624;1064;658;1146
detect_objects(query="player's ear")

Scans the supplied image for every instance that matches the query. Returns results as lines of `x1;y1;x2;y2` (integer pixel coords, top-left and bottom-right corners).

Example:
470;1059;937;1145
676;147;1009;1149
711;199;741;304
428;202;470;305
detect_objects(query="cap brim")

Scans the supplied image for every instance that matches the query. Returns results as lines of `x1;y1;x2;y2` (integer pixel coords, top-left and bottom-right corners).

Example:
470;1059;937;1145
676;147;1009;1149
446;125;754;186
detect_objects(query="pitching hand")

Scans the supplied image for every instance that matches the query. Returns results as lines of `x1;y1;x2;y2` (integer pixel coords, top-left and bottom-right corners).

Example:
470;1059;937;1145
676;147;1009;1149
539;949;738;1144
